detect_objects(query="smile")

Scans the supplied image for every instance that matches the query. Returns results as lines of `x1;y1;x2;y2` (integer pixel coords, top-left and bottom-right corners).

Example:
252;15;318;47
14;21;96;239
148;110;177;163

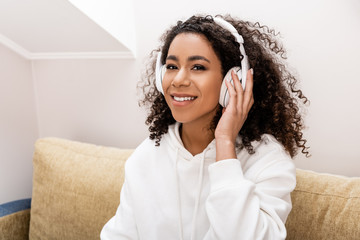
173;96;196;102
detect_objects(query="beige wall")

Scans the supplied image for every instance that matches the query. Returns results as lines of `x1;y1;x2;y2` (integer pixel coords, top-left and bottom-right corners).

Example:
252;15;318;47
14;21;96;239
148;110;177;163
1;0;359;203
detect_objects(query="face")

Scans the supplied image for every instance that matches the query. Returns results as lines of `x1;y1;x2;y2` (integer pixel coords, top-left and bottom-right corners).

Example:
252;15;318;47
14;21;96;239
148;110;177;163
162;33;223;127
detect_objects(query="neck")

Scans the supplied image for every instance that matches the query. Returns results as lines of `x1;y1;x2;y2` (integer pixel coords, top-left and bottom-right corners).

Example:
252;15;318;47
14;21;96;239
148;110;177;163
180;121;215;156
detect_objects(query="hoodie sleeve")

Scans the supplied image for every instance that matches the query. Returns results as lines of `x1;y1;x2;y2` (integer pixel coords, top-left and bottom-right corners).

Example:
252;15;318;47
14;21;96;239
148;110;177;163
100;179;139;240
204;151;296;240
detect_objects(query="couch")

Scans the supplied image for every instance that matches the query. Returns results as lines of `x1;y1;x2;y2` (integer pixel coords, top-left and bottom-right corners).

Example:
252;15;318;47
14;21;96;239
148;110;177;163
0;138;359;240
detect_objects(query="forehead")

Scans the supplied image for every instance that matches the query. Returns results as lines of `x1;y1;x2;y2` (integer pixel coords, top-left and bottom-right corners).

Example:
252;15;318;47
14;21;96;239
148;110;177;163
167;33;218;59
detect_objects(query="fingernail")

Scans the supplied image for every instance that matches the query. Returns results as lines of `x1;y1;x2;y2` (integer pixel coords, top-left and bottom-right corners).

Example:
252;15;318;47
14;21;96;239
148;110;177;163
250;68;254;75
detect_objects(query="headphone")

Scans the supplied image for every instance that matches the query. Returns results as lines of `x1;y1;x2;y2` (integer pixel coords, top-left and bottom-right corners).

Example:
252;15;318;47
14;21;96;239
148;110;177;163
155;16;249;107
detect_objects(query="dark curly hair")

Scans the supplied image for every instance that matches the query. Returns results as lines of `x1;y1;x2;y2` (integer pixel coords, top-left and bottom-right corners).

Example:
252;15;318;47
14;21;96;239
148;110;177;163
138;14;310;158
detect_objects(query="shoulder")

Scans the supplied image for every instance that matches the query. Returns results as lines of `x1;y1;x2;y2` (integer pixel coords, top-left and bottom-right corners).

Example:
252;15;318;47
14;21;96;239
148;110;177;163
238;134;290;161
239;134;296;183
126;138;157;164
125;134;174;173
254;134;290;158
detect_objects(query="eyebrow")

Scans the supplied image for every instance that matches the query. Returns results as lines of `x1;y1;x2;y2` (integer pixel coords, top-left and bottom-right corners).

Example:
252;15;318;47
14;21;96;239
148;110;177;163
166;55;211;63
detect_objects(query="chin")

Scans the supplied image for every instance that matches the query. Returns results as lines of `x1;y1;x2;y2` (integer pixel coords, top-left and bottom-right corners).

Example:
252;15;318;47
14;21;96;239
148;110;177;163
171;116;188;124
170;112;192;124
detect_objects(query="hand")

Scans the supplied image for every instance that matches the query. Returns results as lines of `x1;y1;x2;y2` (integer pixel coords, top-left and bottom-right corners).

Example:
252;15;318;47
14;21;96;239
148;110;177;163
215;69;254;161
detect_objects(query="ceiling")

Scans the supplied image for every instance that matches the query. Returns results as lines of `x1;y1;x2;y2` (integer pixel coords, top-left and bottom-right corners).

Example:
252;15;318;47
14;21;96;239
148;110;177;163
0;0;136;59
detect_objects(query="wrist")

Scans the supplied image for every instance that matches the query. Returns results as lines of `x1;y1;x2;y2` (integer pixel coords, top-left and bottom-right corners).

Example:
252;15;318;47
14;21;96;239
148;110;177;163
216;139;236;161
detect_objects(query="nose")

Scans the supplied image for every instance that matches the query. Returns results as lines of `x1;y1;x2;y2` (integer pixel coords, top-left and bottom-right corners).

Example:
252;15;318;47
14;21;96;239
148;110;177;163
171;68;191;88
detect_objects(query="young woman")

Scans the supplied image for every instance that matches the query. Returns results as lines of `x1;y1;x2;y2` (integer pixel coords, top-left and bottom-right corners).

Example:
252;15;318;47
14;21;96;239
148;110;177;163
101;14;309;240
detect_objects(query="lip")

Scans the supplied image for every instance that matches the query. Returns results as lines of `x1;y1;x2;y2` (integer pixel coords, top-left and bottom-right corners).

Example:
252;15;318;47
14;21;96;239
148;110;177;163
170;92;197;98
169;92;197;107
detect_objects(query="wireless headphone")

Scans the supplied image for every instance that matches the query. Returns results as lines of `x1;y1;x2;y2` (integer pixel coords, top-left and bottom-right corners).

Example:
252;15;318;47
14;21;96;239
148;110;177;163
155;16;249;107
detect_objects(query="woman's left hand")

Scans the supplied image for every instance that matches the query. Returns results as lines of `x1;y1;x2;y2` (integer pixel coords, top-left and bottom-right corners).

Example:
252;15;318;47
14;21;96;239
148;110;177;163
215;69;254;161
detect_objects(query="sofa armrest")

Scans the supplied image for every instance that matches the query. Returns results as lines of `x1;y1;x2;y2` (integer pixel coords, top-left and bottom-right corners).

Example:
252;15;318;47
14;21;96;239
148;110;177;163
0;199;31;240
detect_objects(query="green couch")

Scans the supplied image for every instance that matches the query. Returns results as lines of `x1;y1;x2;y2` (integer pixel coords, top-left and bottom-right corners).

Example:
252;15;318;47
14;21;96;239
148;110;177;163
1;138;359;240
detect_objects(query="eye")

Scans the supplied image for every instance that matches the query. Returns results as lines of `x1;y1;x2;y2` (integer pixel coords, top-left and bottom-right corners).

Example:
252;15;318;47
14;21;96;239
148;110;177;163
166;64;178;70
192;64;206;71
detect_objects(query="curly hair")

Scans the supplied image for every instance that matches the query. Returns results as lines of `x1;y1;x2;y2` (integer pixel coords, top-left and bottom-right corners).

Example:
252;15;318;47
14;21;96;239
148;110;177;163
138;14;310;158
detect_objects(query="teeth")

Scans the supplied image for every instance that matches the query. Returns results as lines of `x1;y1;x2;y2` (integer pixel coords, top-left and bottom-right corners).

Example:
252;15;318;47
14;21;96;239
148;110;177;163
173;96;195;102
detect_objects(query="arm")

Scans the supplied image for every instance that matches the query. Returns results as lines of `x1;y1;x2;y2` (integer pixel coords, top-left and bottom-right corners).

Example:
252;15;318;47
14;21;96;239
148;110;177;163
204;149;296;240
209;69;295;239
215;69;254;161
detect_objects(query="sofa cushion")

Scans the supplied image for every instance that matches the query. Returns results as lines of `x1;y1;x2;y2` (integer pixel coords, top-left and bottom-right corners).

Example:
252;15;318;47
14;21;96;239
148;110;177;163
29;138;133;240
0;209;30;240
286;169;360;240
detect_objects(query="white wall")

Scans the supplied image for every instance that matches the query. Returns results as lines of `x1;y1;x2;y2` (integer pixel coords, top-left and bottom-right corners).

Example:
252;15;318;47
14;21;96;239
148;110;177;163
1;0;360;203
35;0;359;176
0;43;38;204
33;59;147;148
284;0;360;176
132;0;360;177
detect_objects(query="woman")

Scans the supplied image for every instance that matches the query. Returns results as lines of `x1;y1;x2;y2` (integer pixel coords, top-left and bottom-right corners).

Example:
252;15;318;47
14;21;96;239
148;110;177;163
101;14;309;240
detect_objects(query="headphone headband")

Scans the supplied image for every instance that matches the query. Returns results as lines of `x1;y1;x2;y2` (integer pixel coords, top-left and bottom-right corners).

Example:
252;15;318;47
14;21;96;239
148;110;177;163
213;17;247;61
213;17;244;44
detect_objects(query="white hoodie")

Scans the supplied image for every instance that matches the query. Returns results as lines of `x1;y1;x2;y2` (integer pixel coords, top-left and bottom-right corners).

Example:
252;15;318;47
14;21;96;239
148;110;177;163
101;122;296;240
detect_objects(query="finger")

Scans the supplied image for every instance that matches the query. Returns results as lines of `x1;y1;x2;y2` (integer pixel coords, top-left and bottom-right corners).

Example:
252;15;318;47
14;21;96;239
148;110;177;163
231;69;244;93
224;78;239;110
244;69;254;94
230;70;244;108
243;69;254;111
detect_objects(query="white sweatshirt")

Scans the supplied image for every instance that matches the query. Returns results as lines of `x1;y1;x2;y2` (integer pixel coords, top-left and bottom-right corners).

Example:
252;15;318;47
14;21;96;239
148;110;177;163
101;122;296;240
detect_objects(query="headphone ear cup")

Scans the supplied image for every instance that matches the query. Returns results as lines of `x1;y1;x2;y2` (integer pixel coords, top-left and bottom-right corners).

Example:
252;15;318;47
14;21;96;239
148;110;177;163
155;52;166;94
219;80;228;107
219;66;241;107
240;55;249;90
155;65;166;94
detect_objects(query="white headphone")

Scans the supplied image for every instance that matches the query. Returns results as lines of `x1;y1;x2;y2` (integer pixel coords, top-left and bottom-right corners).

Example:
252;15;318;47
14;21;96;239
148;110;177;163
155;16;249;107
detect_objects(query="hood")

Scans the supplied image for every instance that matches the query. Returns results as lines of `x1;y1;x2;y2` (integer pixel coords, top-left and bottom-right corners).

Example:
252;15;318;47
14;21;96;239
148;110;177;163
166;122;217;161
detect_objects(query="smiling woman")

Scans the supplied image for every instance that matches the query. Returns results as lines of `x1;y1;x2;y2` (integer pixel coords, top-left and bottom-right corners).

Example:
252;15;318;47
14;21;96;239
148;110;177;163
163;34;222;136
162;33;225;154
139;15;309;158
101;14;309;240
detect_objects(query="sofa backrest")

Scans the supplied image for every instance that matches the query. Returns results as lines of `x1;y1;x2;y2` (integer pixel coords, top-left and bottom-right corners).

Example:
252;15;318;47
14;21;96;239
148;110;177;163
286;169;360;239
30;138;360;240
30;138;133;240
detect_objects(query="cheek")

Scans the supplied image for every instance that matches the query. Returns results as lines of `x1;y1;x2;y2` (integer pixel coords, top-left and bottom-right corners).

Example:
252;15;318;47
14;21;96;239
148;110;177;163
209;84;222;104
161;74;171;94
201;77;222;102
161;76;172;104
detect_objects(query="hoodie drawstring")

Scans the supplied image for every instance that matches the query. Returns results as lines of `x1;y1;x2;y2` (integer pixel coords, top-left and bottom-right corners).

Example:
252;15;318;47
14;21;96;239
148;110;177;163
175;148;184;240
190;150;207;240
